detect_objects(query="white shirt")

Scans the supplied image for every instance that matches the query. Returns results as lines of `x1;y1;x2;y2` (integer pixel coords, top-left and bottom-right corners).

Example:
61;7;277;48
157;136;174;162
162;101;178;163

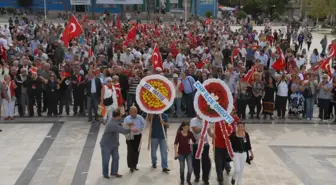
295;58;305;68
176;53;184;68
162;61;174;71
277;81;288;96
190;117;208;143
120;53;134;65
239;48;247;58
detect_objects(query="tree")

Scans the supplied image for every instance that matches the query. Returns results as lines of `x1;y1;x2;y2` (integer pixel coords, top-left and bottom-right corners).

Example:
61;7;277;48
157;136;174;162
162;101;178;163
305;0;329;21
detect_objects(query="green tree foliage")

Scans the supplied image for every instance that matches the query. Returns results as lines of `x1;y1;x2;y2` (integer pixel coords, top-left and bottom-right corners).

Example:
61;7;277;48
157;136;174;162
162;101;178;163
219;0;290;16
303;0;336;19
205;11;213;18
236;11;248;19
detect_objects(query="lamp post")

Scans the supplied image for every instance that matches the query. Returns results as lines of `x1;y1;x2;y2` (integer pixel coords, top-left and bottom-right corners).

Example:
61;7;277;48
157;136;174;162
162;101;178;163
44;0;47;20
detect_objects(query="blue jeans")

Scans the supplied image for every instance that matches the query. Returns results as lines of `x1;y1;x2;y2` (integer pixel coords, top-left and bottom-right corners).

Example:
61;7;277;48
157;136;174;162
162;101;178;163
178;154;193;182
101;145;119;176
173;97;182;116
151;138;168;169
87;95;99;120
305;96;315;119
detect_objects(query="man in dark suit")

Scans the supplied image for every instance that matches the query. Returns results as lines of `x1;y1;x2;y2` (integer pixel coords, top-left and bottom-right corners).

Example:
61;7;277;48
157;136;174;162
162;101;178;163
85;70;102;122
71;67;85;116
107;43;114;61
80;57;90;76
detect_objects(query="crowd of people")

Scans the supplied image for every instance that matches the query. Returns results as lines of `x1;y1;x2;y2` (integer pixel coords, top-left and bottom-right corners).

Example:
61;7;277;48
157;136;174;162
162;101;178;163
0;14;335;122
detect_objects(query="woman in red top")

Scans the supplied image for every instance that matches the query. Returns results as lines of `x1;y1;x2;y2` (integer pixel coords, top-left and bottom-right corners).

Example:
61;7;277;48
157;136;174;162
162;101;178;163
174;121;196;185
2;75;16;120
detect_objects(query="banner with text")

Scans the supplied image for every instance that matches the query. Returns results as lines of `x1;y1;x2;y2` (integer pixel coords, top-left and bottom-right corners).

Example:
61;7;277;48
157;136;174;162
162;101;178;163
70;0;91;5
96;0;143;4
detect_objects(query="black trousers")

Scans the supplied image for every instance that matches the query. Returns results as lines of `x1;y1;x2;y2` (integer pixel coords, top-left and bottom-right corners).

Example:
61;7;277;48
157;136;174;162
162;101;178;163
192;144;211;182
214;147;230;182
42;90;48;111
28;91;41;116
126;134;141;168
237;99;248;119
16;93;23;116
318;98;330;120
276;95;287;118
307;42;312;51
59;91;70;114
73;90;84;114
47;91;58;116
185;92;196;117
246;60;253;71
250;96;262;117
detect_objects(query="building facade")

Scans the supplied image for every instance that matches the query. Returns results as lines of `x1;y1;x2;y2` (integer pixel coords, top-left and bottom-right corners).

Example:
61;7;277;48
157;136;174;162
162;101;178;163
0;0;217;17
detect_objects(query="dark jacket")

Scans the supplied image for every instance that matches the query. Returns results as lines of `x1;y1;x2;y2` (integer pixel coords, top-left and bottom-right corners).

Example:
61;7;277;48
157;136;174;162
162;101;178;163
71;74;85;90
85;77;102;98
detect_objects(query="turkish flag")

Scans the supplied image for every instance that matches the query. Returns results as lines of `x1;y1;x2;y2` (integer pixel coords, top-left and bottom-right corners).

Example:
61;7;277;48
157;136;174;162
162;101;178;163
127;25;137;40
272;47;286;71
204;18;212;25
0;44;6;63
80;15;88;24
116;16;121;30
320;56;333;77
231;47;240;63
62;15;83;47
170;41;179;58
152;44;163;70
312;57;331;72
243;64;258;84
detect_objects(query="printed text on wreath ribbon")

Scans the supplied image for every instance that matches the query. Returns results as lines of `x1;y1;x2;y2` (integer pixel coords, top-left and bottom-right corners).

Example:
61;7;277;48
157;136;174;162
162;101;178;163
139;81;170;106
194;81;234;124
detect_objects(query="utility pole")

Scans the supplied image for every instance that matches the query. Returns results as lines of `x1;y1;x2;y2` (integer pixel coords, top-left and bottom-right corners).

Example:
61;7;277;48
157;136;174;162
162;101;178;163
120;5;125;21
91;0;95;19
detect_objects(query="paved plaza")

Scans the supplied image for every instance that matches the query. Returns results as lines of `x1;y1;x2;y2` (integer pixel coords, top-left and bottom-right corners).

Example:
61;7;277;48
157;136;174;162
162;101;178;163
1;117;336;185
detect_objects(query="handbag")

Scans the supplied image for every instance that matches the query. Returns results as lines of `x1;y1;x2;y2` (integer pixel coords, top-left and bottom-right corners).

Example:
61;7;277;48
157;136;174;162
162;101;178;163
103;96;113;106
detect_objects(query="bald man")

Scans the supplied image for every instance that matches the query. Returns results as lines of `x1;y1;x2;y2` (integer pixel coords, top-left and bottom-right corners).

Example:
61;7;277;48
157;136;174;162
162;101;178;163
123;106;145;172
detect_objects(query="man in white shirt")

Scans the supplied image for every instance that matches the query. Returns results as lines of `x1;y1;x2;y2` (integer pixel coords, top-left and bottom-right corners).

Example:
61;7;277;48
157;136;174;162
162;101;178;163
190;116;213;185
120;48;134;66
175;50;185;69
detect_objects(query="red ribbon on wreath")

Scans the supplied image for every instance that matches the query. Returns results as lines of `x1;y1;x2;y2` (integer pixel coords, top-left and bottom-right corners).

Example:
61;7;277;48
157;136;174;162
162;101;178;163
219;121;234;159
195;120;209;159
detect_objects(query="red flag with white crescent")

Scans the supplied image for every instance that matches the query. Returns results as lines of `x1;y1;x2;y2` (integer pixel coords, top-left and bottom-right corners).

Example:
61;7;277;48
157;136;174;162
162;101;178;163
204;18;212;25
62;15;84;47
243;64;258;84
152;44;163;70
272;47;286;71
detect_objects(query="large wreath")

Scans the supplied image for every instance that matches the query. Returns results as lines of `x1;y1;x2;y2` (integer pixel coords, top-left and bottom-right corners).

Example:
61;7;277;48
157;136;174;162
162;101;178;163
136;74;175;114
194;79;234;122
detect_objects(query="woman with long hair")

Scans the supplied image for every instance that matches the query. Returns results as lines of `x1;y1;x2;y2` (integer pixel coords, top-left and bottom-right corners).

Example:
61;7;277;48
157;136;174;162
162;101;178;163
174;121;196;185
229;122;253;185
262;77;276;119
275;74;288;119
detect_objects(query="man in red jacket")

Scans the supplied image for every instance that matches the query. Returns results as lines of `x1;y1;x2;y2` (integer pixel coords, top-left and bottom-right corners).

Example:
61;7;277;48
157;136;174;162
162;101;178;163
213;122;232;185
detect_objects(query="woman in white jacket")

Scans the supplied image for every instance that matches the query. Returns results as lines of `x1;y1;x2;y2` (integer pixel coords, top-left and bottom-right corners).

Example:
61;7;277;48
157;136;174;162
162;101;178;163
100;77;118;124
